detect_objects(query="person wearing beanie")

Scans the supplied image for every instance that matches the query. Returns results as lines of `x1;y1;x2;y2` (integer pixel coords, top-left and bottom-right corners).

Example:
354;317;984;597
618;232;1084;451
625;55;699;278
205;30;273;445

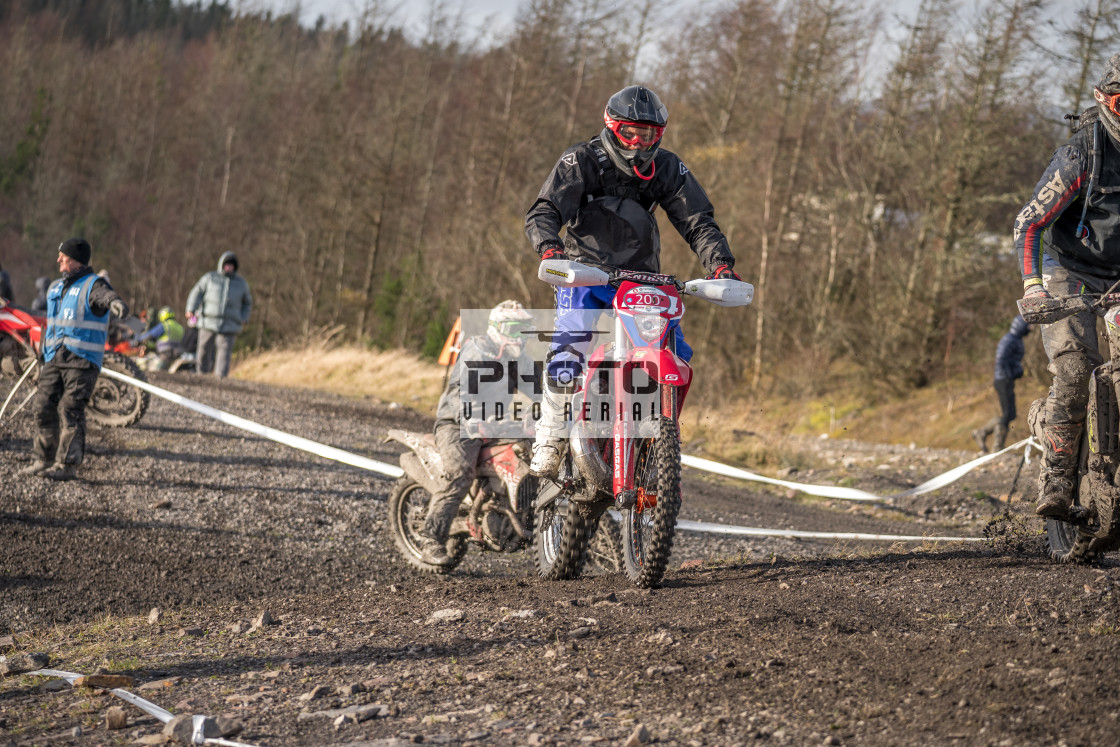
19;237;129;481
185;250;252;378
1013;53;1120;519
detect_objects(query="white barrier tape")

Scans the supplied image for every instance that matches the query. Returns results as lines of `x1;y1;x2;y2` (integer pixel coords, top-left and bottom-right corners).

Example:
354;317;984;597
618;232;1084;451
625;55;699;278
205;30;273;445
676;519;984;543
99;368;403;478
93;369;1010;546
681;437;1033;502
0;359;36;422
28;669;263;746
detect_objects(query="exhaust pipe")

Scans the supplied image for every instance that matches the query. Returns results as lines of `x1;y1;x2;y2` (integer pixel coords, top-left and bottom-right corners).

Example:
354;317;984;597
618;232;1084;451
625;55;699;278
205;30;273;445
570;419;611;494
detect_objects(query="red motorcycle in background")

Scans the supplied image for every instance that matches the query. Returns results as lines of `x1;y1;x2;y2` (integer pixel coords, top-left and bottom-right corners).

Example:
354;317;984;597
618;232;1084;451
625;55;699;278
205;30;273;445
0;299;149;427
532;260;753;587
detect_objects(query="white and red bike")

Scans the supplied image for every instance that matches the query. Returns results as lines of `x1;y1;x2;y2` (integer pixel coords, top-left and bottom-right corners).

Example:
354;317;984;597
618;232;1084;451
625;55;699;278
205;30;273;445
532;260;753;587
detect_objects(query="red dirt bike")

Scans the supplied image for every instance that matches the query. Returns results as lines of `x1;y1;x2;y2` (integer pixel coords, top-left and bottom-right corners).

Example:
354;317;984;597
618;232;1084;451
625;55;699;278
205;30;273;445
532;260;753;587
385;429;622;575
0;299;150;427
1019;292;1120;563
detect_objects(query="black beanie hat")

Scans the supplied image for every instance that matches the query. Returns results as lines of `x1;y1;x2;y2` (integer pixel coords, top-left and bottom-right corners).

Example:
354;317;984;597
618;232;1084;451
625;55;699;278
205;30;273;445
59;237;91;266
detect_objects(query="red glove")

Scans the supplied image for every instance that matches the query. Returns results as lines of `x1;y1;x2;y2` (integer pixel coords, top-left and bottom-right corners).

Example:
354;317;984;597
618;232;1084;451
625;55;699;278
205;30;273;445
707;263;740;281
541;245;567;261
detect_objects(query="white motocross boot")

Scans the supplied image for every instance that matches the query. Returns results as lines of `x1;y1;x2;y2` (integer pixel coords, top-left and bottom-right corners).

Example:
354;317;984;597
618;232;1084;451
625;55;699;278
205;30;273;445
530;383;571;478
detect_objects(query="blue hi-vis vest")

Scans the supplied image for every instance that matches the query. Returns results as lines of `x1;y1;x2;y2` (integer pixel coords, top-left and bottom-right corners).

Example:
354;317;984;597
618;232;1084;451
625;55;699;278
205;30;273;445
44;273;108;369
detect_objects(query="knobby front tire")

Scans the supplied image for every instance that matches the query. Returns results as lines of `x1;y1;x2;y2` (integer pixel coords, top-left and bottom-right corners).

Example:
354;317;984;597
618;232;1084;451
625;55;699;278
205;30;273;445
622;415;682;588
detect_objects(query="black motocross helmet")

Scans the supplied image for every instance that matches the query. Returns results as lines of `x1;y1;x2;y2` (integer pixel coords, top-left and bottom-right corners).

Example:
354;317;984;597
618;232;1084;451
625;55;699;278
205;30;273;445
601;85;668;180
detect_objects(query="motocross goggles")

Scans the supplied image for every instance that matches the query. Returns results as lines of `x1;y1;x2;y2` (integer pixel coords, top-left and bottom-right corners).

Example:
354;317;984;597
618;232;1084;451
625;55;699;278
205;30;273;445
604;114;665;149
1097;87;1120;116
493;319;532;340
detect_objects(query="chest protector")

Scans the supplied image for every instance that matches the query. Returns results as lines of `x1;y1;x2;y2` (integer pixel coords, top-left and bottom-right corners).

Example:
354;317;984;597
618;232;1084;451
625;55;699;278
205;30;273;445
44;274;108;368
563;140;662;273
1049;114;1120;278
159;319;185;344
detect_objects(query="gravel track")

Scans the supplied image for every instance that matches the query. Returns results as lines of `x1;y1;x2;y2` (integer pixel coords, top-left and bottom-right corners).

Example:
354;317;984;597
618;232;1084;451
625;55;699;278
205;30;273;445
2;373;1117;746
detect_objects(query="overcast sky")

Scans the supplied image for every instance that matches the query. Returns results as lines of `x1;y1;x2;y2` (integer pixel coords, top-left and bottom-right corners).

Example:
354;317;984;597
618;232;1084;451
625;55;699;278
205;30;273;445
241;0;931;45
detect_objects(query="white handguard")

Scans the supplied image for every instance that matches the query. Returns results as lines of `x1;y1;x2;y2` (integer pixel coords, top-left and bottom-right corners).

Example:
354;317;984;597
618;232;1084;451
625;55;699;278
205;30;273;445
681;278;754;307
538;260;610;288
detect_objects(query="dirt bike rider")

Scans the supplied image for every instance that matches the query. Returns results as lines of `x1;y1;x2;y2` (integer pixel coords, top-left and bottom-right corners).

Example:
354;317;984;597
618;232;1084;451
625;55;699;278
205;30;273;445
18;238;129;481
418;300;536;566
1015;53;1120;519
135;306;185;370
524;85;739;479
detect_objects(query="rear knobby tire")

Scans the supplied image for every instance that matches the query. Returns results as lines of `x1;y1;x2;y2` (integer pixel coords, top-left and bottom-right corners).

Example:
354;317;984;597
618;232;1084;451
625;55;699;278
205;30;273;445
622;416;682;588
88;353;150;428
586;510;623;574
387;477;466;575
533;471;589;580
1044;518;1098;564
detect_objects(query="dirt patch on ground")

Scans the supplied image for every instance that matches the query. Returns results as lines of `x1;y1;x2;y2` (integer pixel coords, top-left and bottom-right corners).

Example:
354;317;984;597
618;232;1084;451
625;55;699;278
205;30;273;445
1;373;1116;746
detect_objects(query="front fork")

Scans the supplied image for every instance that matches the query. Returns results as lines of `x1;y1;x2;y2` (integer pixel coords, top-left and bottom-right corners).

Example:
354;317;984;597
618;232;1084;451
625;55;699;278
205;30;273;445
612;383;681;501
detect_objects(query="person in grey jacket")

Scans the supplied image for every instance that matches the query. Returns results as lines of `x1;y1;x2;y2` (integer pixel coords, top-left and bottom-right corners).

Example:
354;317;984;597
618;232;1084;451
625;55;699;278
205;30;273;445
186;251;252;378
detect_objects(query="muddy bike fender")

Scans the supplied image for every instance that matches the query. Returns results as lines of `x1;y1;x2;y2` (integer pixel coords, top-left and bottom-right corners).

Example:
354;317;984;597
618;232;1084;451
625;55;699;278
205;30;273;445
1017;295;1094;325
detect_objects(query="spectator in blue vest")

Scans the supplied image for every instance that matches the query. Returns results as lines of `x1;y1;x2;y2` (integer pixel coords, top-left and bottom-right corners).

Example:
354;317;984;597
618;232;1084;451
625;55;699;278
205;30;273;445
19;238;129;481
972;315;1031;453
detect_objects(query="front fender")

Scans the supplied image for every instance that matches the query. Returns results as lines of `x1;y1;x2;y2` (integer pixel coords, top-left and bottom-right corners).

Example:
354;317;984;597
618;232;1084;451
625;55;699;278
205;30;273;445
623;347;692;387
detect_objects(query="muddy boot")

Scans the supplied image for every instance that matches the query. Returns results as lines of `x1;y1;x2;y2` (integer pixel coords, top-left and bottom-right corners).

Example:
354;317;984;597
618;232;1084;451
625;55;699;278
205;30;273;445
993;423;1009;451
531;382;571;479
530;440;563;479
44;463;78;481
18;460;51;477
1035;422;1081;519
972;417;998;453
419;536;453;567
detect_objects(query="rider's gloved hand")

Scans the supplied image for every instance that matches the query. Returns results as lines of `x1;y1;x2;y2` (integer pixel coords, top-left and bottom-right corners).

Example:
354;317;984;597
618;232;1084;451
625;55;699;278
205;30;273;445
540;244;567;261
109;299;129;319
707;263;740;281
1023;280;1051;300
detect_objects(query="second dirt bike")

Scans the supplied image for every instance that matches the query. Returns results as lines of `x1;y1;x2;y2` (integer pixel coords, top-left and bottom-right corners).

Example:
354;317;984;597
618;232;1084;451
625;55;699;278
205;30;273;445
1020;292;1120;563
385;429;622;575
0;300;150;428
532;260;753;587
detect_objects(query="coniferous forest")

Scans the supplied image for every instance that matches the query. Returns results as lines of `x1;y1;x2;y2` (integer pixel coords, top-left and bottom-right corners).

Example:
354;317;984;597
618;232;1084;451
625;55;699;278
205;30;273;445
2;0;1118;402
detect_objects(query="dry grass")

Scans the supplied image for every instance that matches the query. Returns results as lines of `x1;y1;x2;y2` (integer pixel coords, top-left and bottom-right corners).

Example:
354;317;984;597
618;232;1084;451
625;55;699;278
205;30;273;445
234;345;446;416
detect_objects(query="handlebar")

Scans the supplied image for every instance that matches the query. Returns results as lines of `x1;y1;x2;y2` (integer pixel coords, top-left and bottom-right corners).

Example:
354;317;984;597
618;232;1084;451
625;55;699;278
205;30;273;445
1017;293;1120;325
537;260;754;308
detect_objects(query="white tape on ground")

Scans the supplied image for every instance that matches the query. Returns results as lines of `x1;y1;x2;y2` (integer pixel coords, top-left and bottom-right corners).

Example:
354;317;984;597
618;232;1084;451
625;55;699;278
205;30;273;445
675;519;984;543
681;437;1036;502
29;669;264;746
100;368;403;478
99;370;995;543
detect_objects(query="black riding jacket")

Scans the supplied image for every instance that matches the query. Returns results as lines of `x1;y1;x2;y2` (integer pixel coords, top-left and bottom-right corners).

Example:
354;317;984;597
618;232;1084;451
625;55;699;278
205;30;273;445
1015;111;1120;282
525;139;734;274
